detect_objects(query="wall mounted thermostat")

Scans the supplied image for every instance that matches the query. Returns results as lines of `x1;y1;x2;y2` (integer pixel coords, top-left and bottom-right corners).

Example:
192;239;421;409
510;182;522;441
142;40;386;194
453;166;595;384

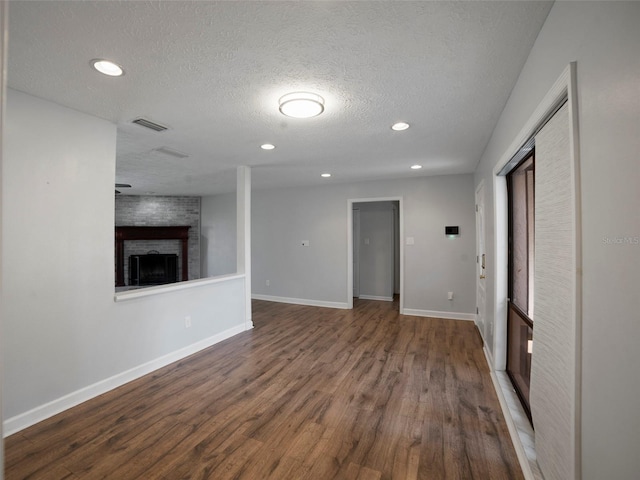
445;226;460;236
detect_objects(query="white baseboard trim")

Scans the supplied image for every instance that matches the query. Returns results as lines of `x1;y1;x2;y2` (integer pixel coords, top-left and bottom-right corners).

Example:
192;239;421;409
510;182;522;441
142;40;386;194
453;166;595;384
252;294;349;310
357;295;393;301
402;308;475;321
484;342;495;367
3;322;251;437
482;346;542;480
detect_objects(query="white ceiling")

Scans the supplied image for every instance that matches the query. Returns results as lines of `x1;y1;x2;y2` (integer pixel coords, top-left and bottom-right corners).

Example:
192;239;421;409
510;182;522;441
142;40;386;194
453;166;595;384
7;1;552;196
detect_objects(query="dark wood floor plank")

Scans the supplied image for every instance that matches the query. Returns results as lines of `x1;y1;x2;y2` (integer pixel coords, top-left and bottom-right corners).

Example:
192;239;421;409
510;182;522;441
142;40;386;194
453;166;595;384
5;298;523;480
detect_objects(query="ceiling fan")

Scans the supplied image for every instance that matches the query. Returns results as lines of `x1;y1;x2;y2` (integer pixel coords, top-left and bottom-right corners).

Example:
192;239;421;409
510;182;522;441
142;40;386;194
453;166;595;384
115;183;131;195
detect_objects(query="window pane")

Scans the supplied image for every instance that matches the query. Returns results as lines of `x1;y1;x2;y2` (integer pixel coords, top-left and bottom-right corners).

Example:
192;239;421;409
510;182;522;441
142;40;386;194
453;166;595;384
507;304;533;414
527;168;534;317
510;156;533;313
506;152;534;420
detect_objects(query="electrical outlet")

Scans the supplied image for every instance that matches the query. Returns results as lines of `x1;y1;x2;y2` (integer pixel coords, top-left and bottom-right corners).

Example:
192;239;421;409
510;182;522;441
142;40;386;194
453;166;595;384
184;316;191;328
447;291;454;301
266;279;270;286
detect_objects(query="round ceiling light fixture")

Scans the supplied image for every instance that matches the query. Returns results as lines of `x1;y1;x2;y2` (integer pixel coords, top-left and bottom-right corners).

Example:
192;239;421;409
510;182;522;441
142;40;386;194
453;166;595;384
321;173;331;178
279;92;325;118
391;122;410;131
411;164;423;170
261;143;276;150
91;59;124;77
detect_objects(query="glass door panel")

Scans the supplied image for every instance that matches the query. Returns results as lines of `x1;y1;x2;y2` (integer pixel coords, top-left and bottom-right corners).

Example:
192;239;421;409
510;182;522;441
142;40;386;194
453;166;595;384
507;152;534;420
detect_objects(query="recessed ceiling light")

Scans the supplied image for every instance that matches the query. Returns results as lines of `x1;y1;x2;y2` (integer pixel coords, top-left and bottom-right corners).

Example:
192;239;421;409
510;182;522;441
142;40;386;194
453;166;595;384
411;164;423;170
279;92;325;118
321;173;331;178
392;122;410;131
261;144;276;150
90;59;124;77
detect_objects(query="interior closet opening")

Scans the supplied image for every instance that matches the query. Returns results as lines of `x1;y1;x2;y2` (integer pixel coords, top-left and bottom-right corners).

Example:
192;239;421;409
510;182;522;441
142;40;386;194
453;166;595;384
347;197;404;313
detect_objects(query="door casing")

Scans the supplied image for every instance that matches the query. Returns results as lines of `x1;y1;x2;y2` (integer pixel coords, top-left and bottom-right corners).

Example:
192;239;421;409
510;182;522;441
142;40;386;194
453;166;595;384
347;197;404;312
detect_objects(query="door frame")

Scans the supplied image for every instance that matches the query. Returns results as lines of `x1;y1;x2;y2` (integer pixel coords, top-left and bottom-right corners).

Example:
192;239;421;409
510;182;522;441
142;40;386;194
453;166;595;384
1;0;7;471
492;63;581;479
493;64;579;371
347;197;404;312
475;180;487;338
352;208;360;298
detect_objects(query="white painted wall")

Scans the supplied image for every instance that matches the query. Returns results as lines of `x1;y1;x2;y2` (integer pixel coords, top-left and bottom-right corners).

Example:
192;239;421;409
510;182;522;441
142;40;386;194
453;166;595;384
252;175;476;315
1;90;248;430
201;192;237;277
474;2;640;478
0;1;7;474
355;201;394;300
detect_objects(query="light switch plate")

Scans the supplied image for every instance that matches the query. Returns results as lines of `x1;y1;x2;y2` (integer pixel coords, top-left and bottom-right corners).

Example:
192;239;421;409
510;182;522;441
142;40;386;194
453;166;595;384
406;237;415;245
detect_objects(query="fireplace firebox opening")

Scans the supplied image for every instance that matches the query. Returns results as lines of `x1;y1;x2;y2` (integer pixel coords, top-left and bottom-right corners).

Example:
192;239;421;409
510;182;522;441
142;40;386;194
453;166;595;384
129;252;178;286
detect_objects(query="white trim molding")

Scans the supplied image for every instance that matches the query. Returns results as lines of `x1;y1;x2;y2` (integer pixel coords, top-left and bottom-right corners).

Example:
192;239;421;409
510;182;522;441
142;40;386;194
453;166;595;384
402;308;475;322
114;273;245;302
3;322;251;437
252;294;349;310
0;0;8;464
358;295;393;302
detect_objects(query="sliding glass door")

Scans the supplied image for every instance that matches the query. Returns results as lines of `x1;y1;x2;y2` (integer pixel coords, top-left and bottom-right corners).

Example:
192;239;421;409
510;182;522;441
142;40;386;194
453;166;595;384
506;152;535;420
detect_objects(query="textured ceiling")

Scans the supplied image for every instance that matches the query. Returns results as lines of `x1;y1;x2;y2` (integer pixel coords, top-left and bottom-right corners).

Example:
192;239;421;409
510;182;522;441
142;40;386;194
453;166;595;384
7;1;553;196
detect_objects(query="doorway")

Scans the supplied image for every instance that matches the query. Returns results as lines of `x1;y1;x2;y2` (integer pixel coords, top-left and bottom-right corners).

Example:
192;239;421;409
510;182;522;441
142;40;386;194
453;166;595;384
475;181;487;340
352;208;360;298
347;197;403;312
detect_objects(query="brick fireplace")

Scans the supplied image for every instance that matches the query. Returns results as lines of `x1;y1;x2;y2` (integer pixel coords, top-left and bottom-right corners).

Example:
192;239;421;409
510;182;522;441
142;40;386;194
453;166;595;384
115;226;190;287
115;195;201;286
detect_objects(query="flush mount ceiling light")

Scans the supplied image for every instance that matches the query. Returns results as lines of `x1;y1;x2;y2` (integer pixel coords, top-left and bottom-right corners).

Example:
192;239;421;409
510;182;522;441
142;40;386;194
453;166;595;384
279;92;325;118
90;59;124;77
321;173;331;178
261;143;276;150
391;122;410;131
411;164;423;170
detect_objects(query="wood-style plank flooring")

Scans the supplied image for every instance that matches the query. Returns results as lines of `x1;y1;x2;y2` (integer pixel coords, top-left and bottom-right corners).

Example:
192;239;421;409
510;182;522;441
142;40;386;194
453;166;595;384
5;299;523;479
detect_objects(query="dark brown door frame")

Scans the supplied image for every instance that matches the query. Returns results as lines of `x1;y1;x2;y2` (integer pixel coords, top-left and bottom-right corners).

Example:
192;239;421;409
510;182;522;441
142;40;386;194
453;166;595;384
506;151;535;422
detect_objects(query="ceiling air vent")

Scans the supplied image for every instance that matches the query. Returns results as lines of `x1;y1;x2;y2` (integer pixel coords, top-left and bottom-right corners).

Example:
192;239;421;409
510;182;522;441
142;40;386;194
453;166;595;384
151;147;189;159
132;117;168;132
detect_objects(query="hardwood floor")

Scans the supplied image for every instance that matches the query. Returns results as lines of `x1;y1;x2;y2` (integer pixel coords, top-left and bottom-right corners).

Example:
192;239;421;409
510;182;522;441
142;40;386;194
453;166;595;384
5;299;523;479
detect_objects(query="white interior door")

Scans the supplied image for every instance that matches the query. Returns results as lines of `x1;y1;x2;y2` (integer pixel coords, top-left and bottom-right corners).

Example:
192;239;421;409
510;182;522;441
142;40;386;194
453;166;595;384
476;182;487;338
352;208;360;298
